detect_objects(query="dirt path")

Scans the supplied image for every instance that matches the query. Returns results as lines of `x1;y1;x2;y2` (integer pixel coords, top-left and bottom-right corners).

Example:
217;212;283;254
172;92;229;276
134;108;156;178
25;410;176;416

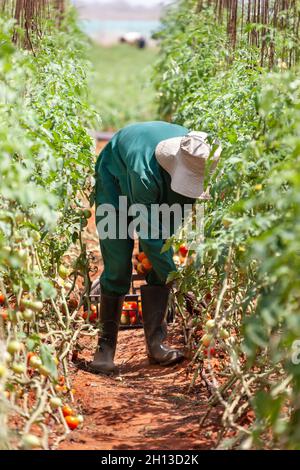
59;325;222;450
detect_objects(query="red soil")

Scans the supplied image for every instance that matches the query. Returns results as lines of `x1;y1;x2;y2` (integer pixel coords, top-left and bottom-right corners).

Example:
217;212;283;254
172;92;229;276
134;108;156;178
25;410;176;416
59;327;222;450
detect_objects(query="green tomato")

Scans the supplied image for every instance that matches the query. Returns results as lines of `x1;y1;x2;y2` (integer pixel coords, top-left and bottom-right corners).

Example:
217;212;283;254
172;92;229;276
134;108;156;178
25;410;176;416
4;352;12;363
205;319;215;331
7;340;22;355
82;209;92;219
31;301;43;313
21;299;43;312
21;434;41;449
39;365;51;377
220;328;230;340
22;309;34;321
12;362;26;375
49;396;62;410
0;364;8;379
29;356;42;370
31;231;41;242
58;265;69;280
201;334;213;348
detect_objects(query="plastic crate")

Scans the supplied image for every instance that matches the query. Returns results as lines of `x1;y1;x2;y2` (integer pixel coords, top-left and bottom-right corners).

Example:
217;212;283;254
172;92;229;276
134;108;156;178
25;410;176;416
120;273;144;329
89;273;144;329
89;272;175;328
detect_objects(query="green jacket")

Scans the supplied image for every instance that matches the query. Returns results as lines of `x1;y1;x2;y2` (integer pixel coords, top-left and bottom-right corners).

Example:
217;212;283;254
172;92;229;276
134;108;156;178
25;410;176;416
95;121;195;295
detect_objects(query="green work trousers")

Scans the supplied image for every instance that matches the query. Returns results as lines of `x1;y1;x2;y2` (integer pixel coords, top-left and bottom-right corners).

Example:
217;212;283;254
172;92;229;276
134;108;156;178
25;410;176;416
95;121;195;296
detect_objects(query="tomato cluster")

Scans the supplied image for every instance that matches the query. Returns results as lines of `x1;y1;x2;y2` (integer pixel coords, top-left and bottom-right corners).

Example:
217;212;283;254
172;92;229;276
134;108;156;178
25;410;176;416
197;319;231;358
173;244;190;267
82;304;98;323
133;252;153;276
121;300;142;326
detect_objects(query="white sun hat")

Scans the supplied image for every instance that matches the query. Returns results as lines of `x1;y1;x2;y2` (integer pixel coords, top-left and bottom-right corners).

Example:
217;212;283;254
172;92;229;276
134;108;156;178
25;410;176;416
155;131;222;199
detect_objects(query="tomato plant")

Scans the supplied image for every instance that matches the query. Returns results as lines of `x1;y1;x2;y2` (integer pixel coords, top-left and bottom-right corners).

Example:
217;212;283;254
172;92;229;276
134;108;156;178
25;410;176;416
154;0;300;450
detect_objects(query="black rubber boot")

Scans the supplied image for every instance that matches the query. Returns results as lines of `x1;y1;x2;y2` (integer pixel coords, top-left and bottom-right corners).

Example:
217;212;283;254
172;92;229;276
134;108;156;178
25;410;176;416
141;285;184;366
88;294;124;374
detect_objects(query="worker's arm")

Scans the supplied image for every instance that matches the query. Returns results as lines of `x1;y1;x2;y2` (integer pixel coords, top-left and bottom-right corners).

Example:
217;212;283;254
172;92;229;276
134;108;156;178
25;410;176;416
129;170;176;285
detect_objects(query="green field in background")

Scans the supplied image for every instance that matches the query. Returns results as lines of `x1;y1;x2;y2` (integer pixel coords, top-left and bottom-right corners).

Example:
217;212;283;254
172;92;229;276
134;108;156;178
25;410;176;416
89;44;158;131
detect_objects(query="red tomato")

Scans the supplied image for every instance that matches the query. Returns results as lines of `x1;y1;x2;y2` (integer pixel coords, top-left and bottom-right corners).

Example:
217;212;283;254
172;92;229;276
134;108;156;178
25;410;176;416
62;405;74;417
204;347;216;357
130;301;137;309
130;315;137;325
179;244;188;257
0;293;6;306
142;258;152;271
137;252;146;262
65;415;80;430
83;310;97;323
26;352;36;365
129;310;136;318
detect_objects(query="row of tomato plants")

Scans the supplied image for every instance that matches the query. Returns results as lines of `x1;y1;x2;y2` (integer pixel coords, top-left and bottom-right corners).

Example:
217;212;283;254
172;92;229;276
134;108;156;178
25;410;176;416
154;0;300;449
0;10;99;449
